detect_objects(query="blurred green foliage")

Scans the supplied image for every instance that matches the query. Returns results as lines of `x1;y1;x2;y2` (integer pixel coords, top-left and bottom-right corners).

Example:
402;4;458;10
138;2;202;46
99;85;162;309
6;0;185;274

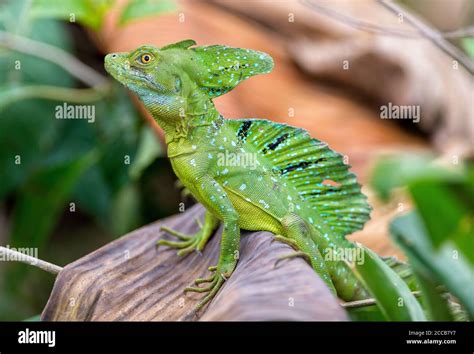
372;154;474;321
462;38;474;59
29;0;175;30
351;244;426;321
119;0;175;26
0;0;177;320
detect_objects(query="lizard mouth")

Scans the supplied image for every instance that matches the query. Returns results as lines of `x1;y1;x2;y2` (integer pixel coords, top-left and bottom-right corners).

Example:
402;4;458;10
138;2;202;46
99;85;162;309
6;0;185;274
104;54;131;84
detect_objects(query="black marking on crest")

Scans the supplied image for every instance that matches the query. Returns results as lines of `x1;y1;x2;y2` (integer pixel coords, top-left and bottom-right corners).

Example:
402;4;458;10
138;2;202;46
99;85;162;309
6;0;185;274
262;133;289;154
280;157;327;175
281;160;311;174
314;157;327;164
237;121;252;141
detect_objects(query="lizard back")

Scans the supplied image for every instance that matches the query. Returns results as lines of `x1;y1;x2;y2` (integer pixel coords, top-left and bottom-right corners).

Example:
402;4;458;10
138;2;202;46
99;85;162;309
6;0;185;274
221;119;372;239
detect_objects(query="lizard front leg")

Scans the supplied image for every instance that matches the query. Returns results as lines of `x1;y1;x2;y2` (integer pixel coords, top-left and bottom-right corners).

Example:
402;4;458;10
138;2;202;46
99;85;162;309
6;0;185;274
158;210;220;256
183;177;240;312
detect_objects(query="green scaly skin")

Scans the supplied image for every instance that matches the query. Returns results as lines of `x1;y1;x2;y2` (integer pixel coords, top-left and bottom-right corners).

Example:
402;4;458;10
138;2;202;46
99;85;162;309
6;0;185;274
104;40;371;312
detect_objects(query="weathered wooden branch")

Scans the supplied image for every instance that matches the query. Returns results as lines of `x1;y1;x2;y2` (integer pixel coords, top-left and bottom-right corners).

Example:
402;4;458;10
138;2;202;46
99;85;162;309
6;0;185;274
41;204;347;321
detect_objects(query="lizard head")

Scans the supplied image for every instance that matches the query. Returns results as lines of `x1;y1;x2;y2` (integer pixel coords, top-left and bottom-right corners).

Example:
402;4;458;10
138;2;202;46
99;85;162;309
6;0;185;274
104;44;175;96
105;42;195;129
105;40;273;128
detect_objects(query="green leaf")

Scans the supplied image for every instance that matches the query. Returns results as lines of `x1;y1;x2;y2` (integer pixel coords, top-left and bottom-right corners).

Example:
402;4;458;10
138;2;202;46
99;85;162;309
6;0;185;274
29;0;89;25
129;125;163;181
390;212;474;320
72;166;111;221
68;85;144;227
350;244;426;321
23;314;41;321
29;0;115;31
119;0;176;26
462;38;474;59
409;180;474;250
412;262;453;321
0;19;74;199
371;155;473;262
109;183;142;235
347;303;387;321
370;154;462;201
10;152;97;248
382;256;419;291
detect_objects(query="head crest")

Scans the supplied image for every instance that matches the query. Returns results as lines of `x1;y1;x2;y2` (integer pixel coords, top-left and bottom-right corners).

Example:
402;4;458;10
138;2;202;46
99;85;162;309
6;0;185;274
161;39;196;51
190;44;274;98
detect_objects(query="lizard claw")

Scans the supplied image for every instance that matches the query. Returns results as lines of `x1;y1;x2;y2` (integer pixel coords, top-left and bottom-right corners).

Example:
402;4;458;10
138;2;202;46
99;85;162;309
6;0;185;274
159;226;192;241
185;265;226;312
158;222;208;256
158;214;218;257
271;235;299;249
185;262;236;313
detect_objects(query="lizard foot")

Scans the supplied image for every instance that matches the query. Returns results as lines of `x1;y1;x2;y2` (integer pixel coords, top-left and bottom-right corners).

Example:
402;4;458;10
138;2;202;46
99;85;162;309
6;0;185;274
271;235;310;268
271;234;299;249
184;265;226;312
274;251;311;269
158;217;210;257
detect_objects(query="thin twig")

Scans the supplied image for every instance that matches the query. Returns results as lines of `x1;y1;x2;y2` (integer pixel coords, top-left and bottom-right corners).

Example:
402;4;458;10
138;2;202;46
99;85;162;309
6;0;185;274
0;246;63;275
301;0;474;39
0;30;109;87
378;0;474;74
0;84;111;110
341;291;422;308
443;27;474;39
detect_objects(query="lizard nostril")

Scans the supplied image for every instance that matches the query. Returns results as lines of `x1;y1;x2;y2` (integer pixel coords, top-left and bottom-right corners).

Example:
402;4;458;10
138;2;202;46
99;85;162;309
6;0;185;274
111;54;117;59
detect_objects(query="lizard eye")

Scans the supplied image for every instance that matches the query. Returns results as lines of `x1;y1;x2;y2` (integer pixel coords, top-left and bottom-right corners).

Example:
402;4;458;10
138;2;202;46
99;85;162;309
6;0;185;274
139;53;153;64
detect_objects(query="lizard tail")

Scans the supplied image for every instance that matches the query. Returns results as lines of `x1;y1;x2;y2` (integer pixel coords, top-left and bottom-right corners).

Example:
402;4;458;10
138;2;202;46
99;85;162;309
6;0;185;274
280;213;369;301
305;223;417;302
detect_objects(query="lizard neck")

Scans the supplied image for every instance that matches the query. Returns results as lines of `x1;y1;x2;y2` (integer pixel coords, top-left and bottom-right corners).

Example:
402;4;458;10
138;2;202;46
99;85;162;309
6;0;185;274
140;89;222;145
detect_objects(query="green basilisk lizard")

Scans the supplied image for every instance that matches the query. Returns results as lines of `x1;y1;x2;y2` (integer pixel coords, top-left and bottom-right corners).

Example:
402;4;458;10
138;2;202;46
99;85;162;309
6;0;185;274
104;40;374;311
